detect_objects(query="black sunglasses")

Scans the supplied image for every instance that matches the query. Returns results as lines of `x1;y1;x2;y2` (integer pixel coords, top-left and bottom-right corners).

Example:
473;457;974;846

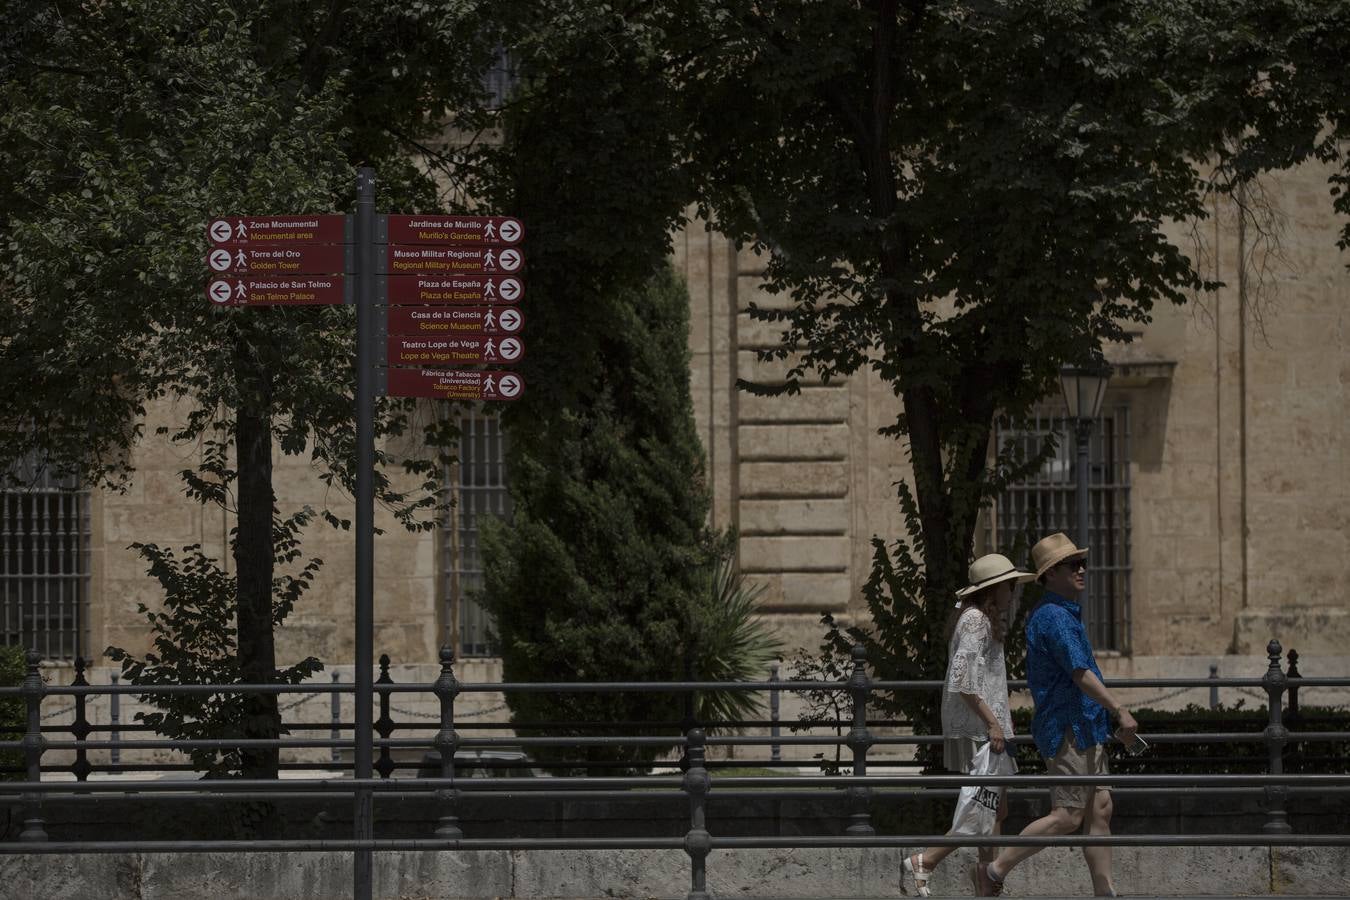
1056;558;1087;573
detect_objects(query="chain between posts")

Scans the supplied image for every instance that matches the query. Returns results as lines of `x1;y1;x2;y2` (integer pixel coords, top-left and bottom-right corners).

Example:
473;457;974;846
844;643;874;836
1262;639;1291;834
19;649;47;842
432;646;462;838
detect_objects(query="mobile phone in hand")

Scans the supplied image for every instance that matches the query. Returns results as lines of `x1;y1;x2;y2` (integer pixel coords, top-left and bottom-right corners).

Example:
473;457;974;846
1116;728;1149;756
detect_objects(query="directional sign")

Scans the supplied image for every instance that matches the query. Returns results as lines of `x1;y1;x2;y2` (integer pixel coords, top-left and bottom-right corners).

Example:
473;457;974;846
385;368;525;401
208;243;348;275
386;275;523;306
206;276;348;306
385;245;522;276
206;215;347;245
387;215;523;245
386;306;524;337
387;336;525;366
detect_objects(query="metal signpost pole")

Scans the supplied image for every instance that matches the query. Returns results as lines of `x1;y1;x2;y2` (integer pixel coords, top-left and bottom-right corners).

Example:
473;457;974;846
354;167;376;900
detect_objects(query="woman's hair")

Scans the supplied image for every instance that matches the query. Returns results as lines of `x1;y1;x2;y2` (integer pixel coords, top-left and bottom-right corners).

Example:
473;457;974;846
943;582;1011;644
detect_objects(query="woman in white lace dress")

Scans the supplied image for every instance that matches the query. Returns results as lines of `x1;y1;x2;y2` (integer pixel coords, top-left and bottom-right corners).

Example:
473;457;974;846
901;553;1034;897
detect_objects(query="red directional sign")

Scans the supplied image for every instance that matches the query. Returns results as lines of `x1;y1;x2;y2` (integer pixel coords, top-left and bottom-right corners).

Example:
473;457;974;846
206;276;347;306
208;244;347;276
387;306;523;337
386;275;522;305
207;216;346;245
387;215;522;245
386;245;522;276
386;368;525;401
388;336;524;366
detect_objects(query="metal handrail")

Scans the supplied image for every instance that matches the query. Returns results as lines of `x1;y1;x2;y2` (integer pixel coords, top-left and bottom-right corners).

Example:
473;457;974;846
1;638;1346;900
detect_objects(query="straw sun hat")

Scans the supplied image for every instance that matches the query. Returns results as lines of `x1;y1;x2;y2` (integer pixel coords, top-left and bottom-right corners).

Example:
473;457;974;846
1030;531;1089;578
954;553;1035;601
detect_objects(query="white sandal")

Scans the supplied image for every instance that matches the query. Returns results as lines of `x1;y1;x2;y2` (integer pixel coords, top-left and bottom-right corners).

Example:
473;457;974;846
903;853;932;897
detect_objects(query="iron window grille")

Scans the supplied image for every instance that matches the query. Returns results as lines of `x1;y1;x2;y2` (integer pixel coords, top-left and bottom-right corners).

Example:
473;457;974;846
988;403;1133;652
1;457;91;661
441;414;510;658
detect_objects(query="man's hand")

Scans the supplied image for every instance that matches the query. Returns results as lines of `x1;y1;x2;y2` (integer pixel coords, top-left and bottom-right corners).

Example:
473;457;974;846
1114;707;1138;742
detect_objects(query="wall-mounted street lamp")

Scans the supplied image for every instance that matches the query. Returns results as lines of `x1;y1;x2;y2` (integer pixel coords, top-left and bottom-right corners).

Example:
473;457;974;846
1059;364;1111;635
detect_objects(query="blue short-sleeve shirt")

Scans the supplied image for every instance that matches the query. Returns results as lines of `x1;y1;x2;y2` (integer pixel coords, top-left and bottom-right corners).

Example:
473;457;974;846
1025;592;1111;758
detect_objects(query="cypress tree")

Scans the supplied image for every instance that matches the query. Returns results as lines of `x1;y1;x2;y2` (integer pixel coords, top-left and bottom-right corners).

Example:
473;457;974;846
479;265;724;770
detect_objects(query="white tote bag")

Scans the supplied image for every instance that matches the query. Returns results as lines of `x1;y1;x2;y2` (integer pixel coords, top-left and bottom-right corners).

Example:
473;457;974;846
949;742;1018;835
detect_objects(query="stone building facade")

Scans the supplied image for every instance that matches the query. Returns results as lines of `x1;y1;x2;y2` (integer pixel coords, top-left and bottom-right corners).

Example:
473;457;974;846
5;157;1347;711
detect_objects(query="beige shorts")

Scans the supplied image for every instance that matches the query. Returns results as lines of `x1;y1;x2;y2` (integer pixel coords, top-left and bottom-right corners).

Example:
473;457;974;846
1047;727;1110;810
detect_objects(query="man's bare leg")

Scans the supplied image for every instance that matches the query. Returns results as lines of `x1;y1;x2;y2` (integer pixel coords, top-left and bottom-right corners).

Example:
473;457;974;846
1081;789;1116;896
987;806;1083;881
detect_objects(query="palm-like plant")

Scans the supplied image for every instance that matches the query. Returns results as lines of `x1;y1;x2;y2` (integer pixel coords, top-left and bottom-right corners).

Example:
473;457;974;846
687;552;783;730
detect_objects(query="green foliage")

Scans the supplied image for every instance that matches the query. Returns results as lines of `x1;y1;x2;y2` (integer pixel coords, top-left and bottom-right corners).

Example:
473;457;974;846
1010;702;1350;775
0;645;24;780
689;555;784;727
479;267;765;770
105;508;324;776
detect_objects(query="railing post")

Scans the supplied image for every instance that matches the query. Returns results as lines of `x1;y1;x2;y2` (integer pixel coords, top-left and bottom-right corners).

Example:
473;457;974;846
1285;648;1301;717
845;643;874;836
331;671;342;765
375;654;395;778
769;660;781;763
19;649;48;842
1208;663;1220;710
70;656;92;782
432;645;462;838
683;727;712;900
1261;639;1291;834
109;671;120;768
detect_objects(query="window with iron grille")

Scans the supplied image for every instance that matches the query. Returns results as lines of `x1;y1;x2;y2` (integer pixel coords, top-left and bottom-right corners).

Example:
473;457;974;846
1;460;91;661
441;415;509;658
988;403;1133;652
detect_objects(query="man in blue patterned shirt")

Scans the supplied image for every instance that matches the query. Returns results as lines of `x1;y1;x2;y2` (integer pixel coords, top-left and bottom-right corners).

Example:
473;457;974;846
974;533;1138;897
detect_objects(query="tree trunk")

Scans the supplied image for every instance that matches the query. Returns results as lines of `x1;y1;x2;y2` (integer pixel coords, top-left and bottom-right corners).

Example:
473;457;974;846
234;346;280;782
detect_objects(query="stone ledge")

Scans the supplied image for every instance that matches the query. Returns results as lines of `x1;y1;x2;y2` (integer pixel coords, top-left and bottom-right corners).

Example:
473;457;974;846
4;846;1348;898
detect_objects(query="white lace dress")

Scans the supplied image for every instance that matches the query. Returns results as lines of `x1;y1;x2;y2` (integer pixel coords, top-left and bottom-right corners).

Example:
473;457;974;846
940;606;1014;773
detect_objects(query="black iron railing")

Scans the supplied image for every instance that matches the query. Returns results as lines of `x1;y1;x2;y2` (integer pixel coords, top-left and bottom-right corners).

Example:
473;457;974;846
1;638;1348;900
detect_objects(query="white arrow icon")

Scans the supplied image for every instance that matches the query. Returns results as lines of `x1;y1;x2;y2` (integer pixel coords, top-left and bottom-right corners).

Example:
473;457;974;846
209;220;233;244
499;219;522;243
208;280;233;303
499;309;522;332
498;373;522;398
500;278;521;300
209;249;233;271
499;338;522;361
498;248;521;272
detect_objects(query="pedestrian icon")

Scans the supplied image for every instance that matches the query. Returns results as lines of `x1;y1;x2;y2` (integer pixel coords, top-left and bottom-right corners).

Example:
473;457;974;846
208;280;233;304
483;374;497;395
209;220;233;244
484;248;496;269
483;309;497;331
235;281;248;301
500;278;521;300
498;309;521;332
498;373;522;398
498;219;522;243
498;249;522;272
484;280;496;299
235;221;248;240
499;337;522;361
209;249;233;271
484;221;496;241
484;338;497;359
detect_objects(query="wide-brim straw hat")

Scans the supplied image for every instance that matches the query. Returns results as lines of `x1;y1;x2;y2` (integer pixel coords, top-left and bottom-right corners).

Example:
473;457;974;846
1031;532;1089;578
954;553;1035;599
